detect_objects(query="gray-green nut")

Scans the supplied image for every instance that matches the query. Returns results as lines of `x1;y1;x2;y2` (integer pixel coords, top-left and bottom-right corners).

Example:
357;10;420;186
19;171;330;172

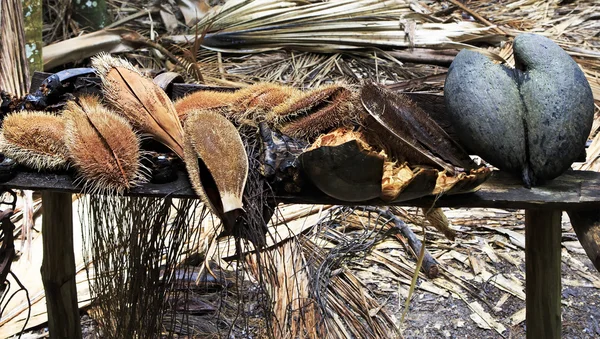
444;33;594;187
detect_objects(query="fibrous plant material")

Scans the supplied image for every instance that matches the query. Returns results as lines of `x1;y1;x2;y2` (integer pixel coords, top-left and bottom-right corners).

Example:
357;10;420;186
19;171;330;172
63;96;148;194
0;0;30;98
0;111;68;170
92;53;186;159
80;195;207;339
184;109;248;223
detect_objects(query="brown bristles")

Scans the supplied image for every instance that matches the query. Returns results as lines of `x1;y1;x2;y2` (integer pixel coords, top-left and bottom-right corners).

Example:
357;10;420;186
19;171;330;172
174;90;235;123
0;111;68;170
184;109;248;215
64;96;148;195
268;84;360;140
228;83;301;123
92;53;186;159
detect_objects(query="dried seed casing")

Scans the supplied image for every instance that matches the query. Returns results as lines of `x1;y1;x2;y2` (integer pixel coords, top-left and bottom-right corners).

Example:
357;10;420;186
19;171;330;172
92;53;186;159
0;111;69;170
184;109;248;215
64;96;148;194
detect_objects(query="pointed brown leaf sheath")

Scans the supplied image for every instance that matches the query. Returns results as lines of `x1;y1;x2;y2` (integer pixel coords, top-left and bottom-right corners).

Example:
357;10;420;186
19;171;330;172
184;109;248;215
92;54;186;159
360;82;477;175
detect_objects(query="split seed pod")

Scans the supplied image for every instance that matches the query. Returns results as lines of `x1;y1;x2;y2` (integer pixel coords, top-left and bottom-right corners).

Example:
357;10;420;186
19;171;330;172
0;111;68;170
64;96;148;194
184;109;248;220
92;53;186;159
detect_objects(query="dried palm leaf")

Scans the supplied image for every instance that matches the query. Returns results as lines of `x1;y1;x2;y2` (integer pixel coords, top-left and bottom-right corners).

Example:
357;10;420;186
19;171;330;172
0;111;68;170
92;53;186;159
189;0;501;56
0;0;30;96
43;29;142;70
63;96;148;194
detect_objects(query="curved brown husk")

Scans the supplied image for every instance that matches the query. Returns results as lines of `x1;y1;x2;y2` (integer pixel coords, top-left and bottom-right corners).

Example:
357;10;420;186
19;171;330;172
0;111;68;170
300;128;384;202
64;96;148;194
183;109;248;215
92;53;186;159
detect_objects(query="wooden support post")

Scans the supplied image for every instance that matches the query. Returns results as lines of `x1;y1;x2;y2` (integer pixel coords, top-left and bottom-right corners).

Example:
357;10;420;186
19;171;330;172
40;192;82;339
525;209;562;339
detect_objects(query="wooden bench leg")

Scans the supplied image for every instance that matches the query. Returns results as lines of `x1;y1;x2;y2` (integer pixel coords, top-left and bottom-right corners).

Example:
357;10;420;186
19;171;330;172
525;209;561;339
40;192;82;339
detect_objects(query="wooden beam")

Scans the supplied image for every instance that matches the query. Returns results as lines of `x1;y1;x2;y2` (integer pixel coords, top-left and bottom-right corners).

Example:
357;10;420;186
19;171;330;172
567;210;600;271
40;192;81;339
525;209;562;339
2;170;600;210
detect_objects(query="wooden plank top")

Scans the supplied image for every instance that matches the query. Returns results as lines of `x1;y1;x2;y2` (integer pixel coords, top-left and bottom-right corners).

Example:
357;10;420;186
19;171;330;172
0;169;598;210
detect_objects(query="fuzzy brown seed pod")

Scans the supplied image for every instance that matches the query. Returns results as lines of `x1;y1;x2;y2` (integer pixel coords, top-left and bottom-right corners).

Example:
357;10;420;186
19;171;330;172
184;109;248;215
92;53;186;159
0;111;68;170
174;90;235;123
64;96;148;194
228;83;301;123
268;84;360;140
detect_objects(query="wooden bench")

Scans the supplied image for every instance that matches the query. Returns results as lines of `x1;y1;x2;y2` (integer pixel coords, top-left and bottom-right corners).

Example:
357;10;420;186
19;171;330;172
1;169;599;338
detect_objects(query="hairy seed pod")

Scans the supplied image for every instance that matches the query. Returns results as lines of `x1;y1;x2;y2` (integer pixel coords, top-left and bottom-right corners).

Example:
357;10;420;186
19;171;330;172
92;53;186;159
269;84;359;140
229;83;301;123
0;111;68;170
184;109;248;216
174;90;235;123
64;96;148;194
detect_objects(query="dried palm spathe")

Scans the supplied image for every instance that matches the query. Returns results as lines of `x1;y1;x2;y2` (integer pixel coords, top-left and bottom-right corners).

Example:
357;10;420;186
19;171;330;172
92;53;186;159
0;111;68;170
184;109;248;219
64;96;148;194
